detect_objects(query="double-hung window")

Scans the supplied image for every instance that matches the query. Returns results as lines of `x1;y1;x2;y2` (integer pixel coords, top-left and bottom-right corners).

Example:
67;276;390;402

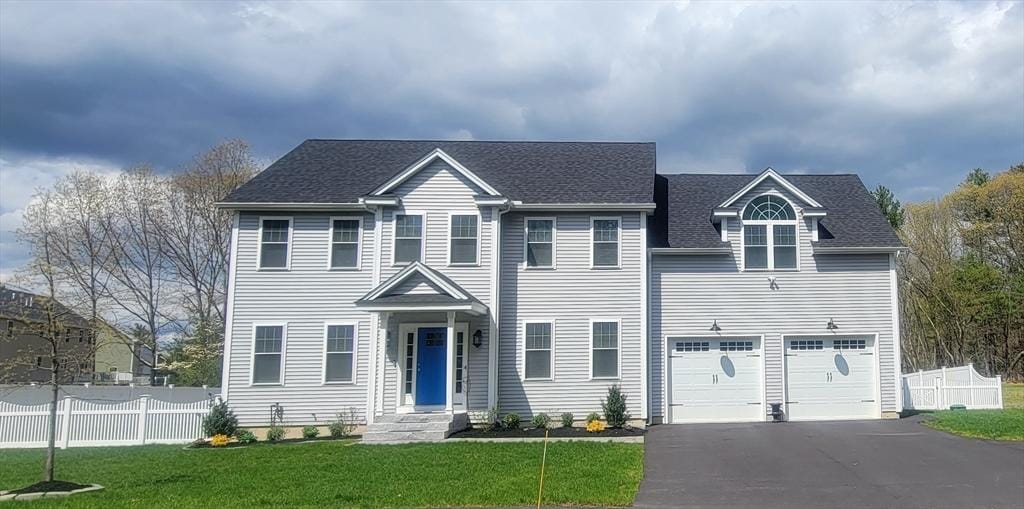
524;322;553;380
259;218;291;269
525;218;554;268
394;214;423;264
592;218;620;268
252;325;285;384
742;195;798;271
324;324;355;383
591;321;620;379
449;214;478;265
330;218;361;269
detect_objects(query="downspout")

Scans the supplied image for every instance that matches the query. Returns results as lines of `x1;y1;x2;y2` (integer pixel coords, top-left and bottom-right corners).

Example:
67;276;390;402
488;203;511;413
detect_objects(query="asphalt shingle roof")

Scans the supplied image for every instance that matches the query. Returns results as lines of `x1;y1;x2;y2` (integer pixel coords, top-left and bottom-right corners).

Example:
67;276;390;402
652;173;904;249
223;140;657;205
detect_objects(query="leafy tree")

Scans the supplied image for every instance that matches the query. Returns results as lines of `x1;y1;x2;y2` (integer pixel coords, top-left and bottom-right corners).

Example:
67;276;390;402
871;185;905;230
166;318;223;386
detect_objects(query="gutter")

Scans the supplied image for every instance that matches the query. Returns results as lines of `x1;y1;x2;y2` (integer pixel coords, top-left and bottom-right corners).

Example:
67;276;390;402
650;247;732;255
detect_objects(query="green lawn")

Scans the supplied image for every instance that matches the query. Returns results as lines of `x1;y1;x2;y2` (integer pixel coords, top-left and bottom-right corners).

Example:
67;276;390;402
924;408;1024;441
0;440;644;508
1003;383;1024;409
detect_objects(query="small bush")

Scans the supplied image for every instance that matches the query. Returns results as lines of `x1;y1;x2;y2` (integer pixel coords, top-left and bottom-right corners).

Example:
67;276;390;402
602;384;630;428
586;420;606;433
210;434;230;447
501;412;521;430
560;412;574;428
328;408;358;439
586;412;602;424
483;406;500;431
266;426;285;441
531;412;551;429
202;401;239;438
236;429;257;444
302;426;320;439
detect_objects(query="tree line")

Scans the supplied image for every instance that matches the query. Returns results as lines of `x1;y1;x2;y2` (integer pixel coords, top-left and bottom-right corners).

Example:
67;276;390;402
875;163;1024;379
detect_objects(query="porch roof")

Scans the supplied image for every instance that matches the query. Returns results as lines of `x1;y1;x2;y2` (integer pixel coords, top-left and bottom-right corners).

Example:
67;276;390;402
354;262;489;316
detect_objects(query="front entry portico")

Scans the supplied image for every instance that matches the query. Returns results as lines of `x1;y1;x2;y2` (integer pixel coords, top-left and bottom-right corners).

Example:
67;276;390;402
396;321;472;412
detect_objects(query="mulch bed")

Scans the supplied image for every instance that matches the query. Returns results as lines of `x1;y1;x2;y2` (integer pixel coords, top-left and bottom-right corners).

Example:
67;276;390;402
11;480;92;495
450;426;645;439
188;435;360;449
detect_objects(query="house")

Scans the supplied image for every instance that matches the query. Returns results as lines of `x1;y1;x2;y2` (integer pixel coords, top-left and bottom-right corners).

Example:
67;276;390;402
0;285;95;384
92;321;136;383
216;140;904;440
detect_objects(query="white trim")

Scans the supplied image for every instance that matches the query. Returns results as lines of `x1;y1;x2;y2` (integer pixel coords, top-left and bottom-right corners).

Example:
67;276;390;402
512;203;657;212
216;202;365;211
220;212;240;403
446;212;482;267
523;216;556;269
249;322;288;386
322;322;358;385
649;247;732;255
396;322;470;410
359;196;401;207
474;196;510;207
663;334;767;424
488;206;506;409
712;208;740;217
361;261;469;302
810;217;819;242
718;168;823;209
256;216;293;270
371;148;501;197
640;213;649;420
521;320;556;382
327;215;363;270
366;208;383;424
720;217;729;242
740;194;800;272
391;211;426;266
588;318;622;380
446;312;456;413
590;216;622;269
889;253;903;412
356;301;489;315
781;332;882;421
813;246;909;254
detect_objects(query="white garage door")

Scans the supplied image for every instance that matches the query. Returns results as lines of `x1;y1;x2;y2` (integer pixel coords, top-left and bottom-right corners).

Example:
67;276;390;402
668;337;764;423
784;335;878;421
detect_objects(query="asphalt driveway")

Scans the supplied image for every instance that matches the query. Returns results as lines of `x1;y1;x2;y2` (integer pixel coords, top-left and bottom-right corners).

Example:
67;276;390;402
635;416;1024;509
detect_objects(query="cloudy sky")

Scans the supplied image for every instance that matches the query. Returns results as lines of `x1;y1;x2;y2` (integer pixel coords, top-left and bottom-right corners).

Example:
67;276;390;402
1;0;1022;279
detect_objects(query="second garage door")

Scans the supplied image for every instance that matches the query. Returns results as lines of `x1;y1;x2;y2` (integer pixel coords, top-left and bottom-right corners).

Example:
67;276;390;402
784;335;878;421
668;337;764;423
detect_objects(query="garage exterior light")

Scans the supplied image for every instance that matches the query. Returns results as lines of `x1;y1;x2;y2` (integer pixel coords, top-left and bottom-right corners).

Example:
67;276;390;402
827;318;838;330
709;320;721;332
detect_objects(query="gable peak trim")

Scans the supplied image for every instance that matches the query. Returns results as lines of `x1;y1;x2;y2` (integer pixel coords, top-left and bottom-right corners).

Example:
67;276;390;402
360;261;469;302
370;148;501;197
718;167;823;209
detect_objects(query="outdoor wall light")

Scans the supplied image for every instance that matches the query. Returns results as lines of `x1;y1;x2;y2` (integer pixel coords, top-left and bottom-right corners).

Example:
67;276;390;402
827;318;838;330
709;320;722;332
472;329;483;348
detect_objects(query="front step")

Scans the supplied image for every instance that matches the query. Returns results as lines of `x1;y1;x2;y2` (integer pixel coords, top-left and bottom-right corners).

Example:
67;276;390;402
362;413;468;444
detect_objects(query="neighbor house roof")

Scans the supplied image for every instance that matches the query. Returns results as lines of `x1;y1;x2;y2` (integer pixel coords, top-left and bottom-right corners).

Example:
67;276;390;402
651;173;904;250
222;140;657;205
0;285;91;328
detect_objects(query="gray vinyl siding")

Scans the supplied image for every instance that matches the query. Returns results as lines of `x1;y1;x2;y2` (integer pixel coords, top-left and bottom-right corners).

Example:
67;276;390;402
498;212;644;419
227;212;375;427
650;183;898;420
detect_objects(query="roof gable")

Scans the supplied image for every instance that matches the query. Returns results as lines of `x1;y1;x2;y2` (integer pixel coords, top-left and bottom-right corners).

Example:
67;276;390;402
717;168;823;209
370;148;500;197
360;262;470;302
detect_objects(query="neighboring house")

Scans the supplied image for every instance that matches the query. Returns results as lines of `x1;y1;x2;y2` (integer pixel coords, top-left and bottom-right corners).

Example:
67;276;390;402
0;285;95;384
216;140;904;437
92;321;135;382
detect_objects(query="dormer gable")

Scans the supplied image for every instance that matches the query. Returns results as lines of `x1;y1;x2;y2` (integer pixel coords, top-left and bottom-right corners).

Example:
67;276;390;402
369;148;501;198
715;168;824;213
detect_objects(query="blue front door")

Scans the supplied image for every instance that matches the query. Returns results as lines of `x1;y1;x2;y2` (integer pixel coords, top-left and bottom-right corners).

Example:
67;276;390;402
415;328;447;405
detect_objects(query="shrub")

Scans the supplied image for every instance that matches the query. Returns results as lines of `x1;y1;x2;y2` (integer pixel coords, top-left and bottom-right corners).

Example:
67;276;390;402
531;412;551;429
560;412;574;428
210;434;230;447
302;425;320;439
602;384;630;428
586;420;606;433
202;401;239;438
483;406;500;431
585;412;602;424
328;408;358;439
501;412;521;430
236;429;257;444
266;425;285;441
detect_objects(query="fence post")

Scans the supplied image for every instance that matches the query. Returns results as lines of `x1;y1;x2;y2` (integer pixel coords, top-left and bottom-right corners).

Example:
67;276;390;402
967;363;975;407
933;378;942;410
60;397;73;449
996;376;1003;409
137;395;149;445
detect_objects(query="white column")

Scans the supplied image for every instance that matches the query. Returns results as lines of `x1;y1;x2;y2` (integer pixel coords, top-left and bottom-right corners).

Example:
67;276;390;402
446;311;456;413
377;312;390;417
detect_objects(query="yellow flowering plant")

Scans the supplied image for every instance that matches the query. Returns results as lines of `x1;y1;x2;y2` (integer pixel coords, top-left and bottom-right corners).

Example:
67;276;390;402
586;420;606;433
210;434;230;447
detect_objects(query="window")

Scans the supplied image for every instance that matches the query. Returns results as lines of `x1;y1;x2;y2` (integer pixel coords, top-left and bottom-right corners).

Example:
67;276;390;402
394;214;423;264
324;325;355;383
36;356;43;367
78;330;84;343
449;215;478;265
524;322;552;380
6;320;13;339
526;218;554;268
834;339;867;350
719;341;754;352
259;218;291;269
403;332;414;396
591;321;619;378
455;331;465;392
64;329;70;342
742;195;798;270
789;340;823;350
676;341;709;352
592;218;620;268
330;218;360;269
252;325;284;384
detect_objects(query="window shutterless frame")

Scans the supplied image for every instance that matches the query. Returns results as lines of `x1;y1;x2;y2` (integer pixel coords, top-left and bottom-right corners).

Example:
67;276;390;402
447;212;481;266
740;194;800;272
589;318;622;380
590;216;622;269
523;217;556;269
322;322;358;384
521;320;555;381
327;216;362;270
249;322;287;386
257;216;293;270
391;211;426;266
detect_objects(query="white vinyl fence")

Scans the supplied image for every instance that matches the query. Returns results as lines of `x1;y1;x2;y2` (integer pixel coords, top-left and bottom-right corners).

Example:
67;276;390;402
902;364;1003;410
0;396;214;449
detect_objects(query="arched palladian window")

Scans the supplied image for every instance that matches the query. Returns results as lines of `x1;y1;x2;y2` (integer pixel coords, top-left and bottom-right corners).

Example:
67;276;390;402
742;195;798;270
